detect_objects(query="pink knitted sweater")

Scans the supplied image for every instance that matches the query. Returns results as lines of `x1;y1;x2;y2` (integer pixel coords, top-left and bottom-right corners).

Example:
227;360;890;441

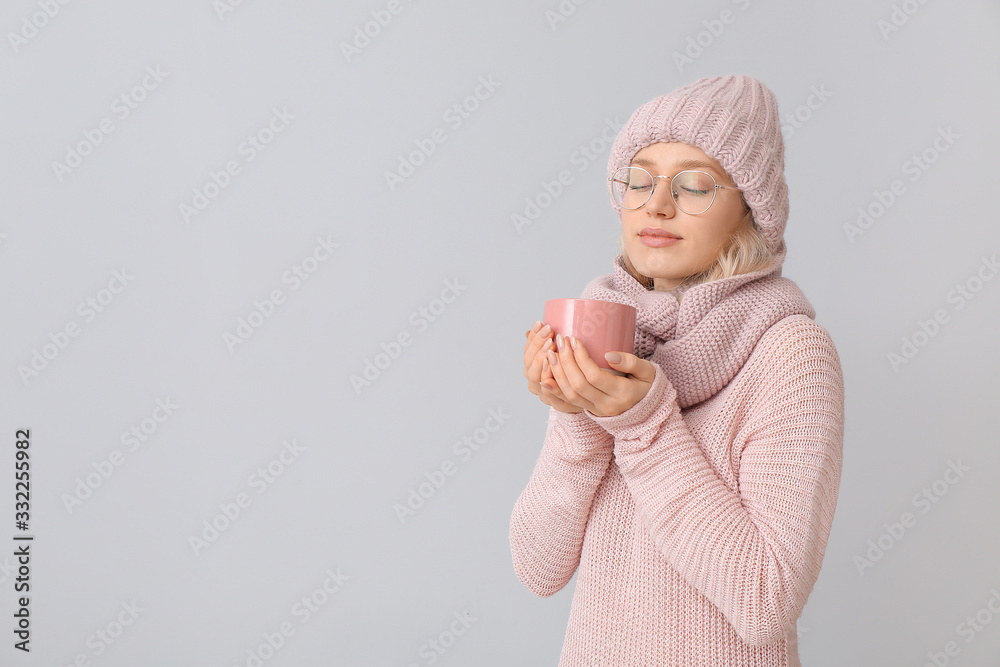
509;250;845;666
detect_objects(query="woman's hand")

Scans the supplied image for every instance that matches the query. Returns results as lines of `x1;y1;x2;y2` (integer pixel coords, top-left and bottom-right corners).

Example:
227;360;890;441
523;321;583;414
539;331;657;418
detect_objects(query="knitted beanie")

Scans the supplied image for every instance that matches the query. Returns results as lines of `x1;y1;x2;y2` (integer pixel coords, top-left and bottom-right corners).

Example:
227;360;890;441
608;74;788;256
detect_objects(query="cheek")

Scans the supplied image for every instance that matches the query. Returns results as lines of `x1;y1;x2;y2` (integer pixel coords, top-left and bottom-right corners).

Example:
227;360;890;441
620;215;641;238
701;213;738;241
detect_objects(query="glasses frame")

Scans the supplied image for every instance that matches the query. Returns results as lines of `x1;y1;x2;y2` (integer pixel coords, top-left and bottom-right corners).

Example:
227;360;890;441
608;166;742;215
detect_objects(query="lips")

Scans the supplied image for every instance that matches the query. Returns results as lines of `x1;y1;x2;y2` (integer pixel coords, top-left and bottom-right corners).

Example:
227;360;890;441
639;227;682;239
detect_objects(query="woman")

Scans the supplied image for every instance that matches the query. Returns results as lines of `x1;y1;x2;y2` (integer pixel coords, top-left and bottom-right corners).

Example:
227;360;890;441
509;74;845;666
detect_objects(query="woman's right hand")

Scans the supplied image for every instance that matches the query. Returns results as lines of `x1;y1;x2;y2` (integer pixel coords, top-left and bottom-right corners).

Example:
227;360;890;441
523;321;584;414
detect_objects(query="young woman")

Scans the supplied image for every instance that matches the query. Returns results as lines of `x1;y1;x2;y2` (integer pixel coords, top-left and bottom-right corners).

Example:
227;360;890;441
510;75;845;666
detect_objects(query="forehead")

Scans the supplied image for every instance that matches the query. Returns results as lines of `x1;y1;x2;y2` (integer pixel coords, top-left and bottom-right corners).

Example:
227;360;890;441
630;142;727;177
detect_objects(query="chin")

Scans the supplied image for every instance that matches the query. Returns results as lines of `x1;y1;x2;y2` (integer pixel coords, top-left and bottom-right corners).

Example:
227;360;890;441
629;251;679;278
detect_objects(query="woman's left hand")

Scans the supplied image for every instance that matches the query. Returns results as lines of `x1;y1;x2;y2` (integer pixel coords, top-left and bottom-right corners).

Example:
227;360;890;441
539;333;656;418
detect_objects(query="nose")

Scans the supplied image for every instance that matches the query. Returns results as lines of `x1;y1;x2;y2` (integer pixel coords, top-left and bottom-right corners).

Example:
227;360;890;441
643;177;677;216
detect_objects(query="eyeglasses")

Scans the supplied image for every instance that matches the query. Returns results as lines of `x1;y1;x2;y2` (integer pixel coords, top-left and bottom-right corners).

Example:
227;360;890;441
608;166;742;215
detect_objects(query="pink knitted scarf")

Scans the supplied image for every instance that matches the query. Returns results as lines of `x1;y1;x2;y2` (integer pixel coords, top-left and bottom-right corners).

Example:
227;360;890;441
580;246;815;408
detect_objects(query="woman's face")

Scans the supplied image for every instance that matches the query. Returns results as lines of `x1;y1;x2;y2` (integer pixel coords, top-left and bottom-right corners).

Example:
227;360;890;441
619;142;748;291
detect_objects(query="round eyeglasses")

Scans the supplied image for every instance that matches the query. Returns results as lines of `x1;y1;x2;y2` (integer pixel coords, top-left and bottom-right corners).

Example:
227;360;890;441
608;166;742;215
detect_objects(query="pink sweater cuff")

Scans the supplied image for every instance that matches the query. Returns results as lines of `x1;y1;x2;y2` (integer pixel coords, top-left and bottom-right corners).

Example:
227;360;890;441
549;408;614;461
584;361;676;439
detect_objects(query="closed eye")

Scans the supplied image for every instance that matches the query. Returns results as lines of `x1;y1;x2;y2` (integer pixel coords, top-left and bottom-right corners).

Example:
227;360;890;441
681;186;710;196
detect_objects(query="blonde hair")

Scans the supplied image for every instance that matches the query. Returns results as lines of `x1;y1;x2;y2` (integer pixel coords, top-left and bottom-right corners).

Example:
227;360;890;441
619;202;774;295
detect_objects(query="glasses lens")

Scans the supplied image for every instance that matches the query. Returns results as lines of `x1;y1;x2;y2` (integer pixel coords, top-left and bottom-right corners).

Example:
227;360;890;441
611;167;652;210
673;171;716;214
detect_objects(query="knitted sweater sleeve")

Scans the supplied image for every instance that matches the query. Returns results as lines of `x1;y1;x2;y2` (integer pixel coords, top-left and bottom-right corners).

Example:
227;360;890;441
587;318;845;646
509;407;615;597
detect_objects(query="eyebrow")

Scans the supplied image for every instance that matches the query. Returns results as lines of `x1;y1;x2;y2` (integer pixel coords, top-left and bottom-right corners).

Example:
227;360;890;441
630;156;722;175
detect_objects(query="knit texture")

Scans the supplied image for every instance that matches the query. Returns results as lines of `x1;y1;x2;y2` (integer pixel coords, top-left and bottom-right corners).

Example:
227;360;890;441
509;253;845;665
581;244;811;407
607;74;788;257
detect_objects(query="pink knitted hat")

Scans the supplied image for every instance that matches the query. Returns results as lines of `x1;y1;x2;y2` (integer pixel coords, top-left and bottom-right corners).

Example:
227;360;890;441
608;74;788;256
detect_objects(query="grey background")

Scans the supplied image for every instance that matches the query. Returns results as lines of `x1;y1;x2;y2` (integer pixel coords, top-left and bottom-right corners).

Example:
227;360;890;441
1;0;999;665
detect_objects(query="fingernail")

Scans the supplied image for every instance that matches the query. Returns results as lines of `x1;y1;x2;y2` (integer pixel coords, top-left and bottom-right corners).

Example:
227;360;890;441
531;320;541;333
569;335;577;351
556;334;564;351
547;349;558;366
542;339;553;352
539;323;551;336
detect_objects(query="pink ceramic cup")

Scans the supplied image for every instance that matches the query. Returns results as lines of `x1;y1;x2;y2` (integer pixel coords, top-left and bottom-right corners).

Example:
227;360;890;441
542;299;637;376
